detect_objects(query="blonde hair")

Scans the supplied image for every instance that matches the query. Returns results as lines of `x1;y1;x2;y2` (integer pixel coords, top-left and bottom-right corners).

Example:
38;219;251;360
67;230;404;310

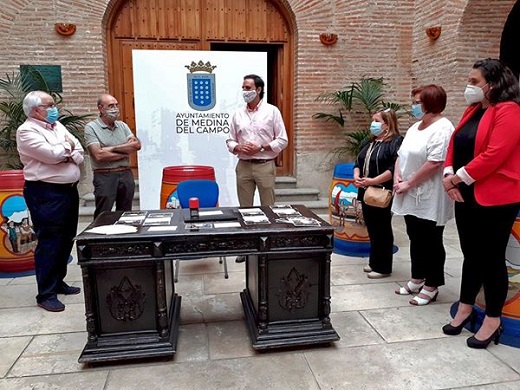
373;108;400;142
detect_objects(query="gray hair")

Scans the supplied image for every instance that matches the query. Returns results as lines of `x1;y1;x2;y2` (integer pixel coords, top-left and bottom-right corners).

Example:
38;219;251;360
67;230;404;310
22;91;47;117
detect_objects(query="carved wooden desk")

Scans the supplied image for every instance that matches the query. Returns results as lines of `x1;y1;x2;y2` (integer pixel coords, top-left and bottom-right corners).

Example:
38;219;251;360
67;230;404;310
75;205;339;363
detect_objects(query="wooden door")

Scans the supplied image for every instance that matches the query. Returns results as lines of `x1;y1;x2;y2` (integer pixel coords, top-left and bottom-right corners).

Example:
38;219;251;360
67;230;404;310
106;0;293;176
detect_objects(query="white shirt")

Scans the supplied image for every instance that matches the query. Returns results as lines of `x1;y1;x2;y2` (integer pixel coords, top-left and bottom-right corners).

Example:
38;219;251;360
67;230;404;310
16;118;84;183
227;100;288;160
391;117;454;226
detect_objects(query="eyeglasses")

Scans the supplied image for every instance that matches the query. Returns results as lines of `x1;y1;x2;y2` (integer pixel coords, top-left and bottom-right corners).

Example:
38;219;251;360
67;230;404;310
38;103;56;109
412;101;421;105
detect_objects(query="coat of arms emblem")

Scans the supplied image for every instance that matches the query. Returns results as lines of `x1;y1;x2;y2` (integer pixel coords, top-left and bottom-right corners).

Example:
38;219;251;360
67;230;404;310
185;60;217;111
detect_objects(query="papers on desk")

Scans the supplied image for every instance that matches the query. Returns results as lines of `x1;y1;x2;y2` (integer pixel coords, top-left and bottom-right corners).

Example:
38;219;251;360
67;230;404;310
147;226;178;232
199;210;224;216
239;208;270;225
143;213;173;226
185;222;214;230
213;221;241;228
270;205;302;217
116;211;148;225
85;224;138;235
275;216;321;227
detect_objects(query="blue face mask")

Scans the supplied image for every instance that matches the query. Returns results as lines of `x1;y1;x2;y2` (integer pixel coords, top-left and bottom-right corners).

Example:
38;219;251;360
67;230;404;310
411;104;424;119
369;121;383;136
45;106;59;124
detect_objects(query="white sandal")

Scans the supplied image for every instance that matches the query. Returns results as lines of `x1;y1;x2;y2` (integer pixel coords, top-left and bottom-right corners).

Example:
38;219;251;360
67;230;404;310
409;288;438;306
395;280;424;295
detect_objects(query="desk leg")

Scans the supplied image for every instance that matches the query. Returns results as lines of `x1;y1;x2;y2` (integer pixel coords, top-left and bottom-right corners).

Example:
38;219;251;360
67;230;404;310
241;252;339;349
78;260;180;363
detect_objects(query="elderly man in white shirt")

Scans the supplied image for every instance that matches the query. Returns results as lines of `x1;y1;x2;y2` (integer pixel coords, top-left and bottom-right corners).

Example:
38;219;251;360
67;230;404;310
17;90;84;312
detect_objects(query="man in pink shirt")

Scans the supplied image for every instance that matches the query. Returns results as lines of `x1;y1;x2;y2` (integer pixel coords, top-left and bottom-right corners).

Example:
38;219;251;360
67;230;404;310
227;74;288;206
16;91;84;312
226;74;288;262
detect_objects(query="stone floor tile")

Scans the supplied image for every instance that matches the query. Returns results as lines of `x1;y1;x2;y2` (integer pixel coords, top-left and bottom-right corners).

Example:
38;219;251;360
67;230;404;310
63;263;83;283
3;274;34;285
489;343;520;373
0;277;14;286
361;303;459;343
444;257;464;277
179;293;244;325
203;270;245;295
0;371;109;390
0;336;32;378
8;332;87;377
0;284;38;308
175;273;204;294
457;381;520;390
105;354;319;390
331;262;414;286
329;311;385;348
207;320;256;359
175;323;209;363
331;253;368;266
305;338;520;390
0;303;86;337
175;256;229;276
331;282;416;312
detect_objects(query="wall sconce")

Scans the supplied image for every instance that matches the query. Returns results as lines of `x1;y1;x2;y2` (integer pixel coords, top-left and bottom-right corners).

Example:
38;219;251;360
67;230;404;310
425;26;441;41
55;23;77;36
319;33;338;46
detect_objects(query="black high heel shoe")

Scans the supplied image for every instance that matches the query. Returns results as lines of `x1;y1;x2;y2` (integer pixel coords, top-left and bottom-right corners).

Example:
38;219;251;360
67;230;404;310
442;309;477;336
467;324;503;349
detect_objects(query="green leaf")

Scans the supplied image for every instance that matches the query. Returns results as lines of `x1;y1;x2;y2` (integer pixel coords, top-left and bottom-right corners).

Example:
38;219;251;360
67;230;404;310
0;70;92;170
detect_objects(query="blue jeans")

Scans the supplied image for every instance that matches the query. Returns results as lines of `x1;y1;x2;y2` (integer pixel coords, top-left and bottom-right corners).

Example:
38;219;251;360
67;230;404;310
24;181;79;303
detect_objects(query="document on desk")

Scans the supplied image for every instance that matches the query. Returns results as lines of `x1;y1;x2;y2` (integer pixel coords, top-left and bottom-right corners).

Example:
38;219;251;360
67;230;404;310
143;213;173;225
85;225;138;235
213;221;241;228
147;226;178;232
116;211;148;225
270;205;302;217
242;215;270;225
199;210;223;216
238;208;264;216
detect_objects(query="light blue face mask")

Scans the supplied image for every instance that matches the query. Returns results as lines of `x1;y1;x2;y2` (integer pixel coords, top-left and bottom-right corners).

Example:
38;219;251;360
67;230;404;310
46;106;59;124
369;121;383;136
411;104;424;119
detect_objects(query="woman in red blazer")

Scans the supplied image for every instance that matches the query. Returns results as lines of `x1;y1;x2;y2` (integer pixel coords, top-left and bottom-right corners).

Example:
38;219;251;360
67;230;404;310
442;59;520;349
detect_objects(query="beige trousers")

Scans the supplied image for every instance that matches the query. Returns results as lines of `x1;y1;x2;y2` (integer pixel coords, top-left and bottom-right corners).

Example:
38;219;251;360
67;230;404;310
235;159;276;206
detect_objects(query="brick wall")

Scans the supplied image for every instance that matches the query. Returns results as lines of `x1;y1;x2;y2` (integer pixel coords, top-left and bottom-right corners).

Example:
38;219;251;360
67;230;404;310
0;0;517;195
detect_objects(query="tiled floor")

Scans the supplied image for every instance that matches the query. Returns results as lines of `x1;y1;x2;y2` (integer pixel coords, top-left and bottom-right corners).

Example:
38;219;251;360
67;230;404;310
0;215;519;389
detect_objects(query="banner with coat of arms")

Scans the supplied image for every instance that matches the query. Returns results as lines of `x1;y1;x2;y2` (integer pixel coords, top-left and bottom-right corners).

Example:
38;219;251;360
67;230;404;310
132;50;268;209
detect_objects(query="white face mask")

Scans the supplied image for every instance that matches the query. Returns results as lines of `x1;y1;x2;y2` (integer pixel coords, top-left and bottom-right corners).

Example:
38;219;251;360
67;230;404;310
242;90;257;103
105;108;120;120
464;84;485;105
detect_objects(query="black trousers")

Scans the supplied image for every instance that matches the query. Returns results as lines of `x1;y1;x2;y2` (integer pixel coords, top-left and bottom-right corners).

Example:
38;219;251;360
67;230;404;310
93;170;135;219
404;215;446;287
362;202;394;274
455;200;519;317
24;181;79;303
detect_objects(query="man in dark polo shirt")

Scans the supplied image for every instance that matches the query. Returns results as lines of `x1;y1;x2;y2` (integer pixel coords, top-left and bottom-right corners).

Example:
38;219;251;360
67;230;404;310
84;94;141;219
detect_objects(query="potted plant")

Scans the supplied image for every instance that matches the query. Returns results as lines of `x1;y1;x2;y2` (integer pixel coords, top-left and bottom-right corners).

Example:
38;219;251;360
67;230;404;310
313;77;404;159
0;70;90;169
313;77;405;257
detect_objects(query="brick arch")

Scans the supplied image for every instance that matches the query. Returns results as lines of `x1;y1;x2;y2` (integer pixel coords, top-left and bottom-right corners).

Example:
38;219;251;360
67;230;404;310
453;0;517;101
500;0;520;77
101;0;297;176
